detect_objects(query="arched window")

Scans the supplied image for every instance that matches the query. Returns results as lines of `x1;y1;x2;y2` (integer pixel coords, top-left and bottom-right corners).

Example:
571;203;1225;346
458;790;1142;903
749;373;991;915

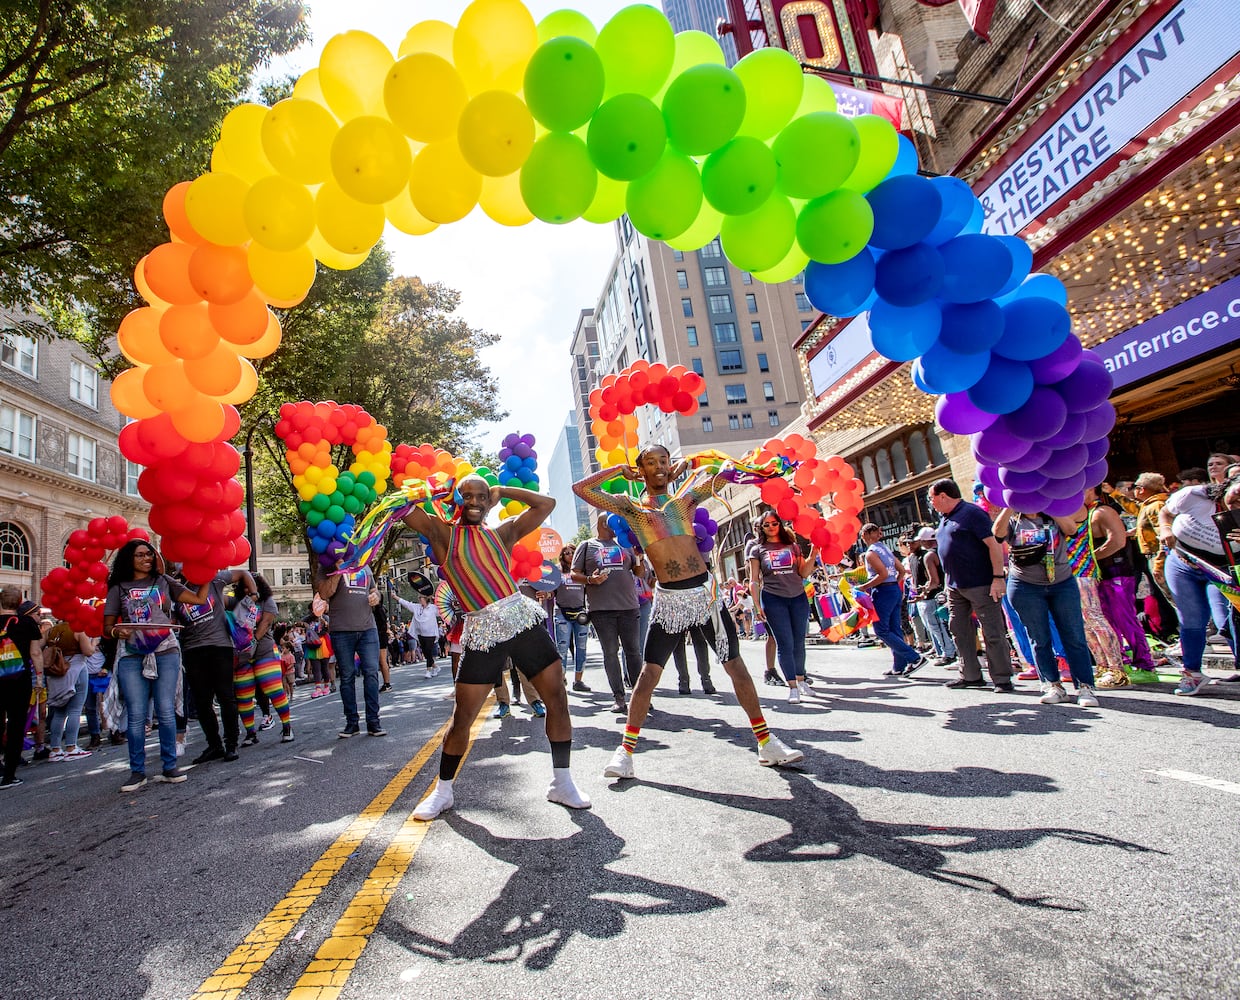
928;431;948;466
861;456;879;492
0;522;30;571
891;440;909;480
908;431;930;473
875;448;893;486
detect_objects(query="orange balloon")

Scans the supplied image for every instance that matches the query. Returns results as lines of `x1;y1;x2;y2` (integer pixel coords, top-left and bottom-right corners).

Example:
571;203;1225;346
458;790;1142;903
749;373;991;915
133;257;170;308
298;442;317;460
170;396;227;443
118;308;175;365
143;243;200;305
110;367;161;419
143;361;195;411
184;343;243;396
215;357;258;404
208;292;270;346
159;304;219;360
188;243;254;305
162;182;206;245
232;311;281;359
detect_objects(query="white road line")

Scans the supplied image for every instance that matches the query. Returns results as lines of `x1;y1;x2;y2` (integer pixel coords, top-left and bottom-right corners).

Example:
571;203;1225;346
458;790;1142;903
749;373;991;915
1145;768;1240;796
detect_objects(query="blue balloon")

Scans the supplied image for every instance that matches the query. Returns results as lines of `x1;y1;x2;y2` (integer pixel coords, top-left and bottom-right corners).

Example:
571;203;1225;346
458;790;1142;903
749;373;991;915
962;198;984;235
995;297;1071;361
924;176;977;245
310;535;328;553
868;299;941;362
874;242;944;307
917;341;991;394
994;236;1033;296
967;355;1034;414
888;133;919;178
939;234;1016;304
999;272;1068;307
911;360;934;393
315;519;335;538
804;251;876;316
938;301;1004;354
866;175;943;250
505;455;524;471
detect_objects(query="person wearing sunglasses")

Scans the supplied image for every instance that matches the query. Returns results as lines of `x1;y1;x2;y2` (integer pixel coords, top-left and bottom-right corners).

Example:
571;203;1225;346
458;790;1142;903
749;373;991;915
747;513;818;704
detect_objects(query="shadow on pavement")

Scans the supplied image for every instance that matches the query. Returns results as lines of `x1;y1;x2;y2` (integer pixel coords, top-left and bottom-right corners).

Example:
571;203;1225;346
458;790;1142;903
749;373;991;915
943;700;1102;736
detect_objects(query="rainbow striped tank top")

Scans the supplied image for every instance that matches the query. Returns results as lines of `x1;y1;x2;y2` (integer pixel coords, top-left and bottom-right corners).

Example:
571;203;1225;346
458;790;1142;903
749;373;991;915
1064;521;1098;580
439;523;518;613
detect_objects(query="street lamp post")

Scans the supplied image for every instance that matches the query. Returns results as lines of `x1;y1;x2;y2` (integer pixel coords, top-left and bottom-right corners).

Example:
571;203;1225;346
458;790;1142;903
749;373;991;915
243;422;260;574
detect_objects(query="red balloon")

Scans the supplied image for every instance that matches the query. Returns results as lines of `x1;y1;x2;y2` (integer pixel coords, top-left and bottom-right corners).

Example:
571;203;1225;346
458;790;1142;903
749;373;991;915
193;481;225;510
68;530;89;548
106;515;128;534
127;527;151;542
199;513;232;542
136;414;190;460
162;506;204;535
220;478;245;511
233;536;252;565
181;561;216;586
155;464;198;503
776;497;799;521
207;443;241;479
227;509;247;538
118;422;158;465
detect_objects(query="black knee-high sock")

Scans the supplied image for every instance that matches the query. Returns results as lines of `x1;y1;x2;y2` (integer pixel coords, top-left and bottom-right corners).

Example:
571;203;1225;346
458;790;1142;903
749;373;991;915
549;739;571;769
439;752;463;780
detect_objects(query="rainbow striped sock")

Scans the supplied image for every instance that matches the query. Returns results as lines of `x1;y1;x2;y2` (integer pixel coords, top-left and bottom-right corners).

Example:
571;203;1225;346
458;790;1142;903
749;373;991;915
621;726;640;753
750;717;771;746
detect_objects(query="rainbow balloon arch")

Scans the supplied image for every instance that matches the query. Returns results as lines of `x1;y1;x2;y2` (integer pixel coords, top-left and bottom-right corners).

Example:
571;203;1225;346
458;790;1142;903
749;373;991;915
109;0;1112;582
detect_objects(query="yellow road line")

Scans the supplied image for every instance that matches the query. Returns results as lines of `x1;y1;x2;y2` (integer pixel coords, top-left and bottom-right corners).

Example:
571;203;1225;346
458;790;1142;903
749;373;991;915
283;703;493;1000
190;718;451;1000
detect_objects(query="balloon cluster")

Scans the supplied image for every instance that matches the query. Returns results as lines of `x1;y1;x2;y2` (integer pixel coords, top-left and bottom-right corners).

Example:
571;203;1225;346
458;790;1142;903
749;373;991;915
275;400;392;568
606;513;637;551
509;537;545;583
588;360;705;478
751;434;863;564
691;507;718;554
41;517;151;635
804;168;1110;514
497;432;539;520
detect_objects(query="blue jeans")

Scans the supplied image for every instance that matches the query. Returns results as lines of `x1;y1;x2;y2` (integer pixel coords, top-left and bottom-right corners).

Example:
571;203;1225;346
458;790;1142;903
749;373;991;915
47;671;89;750
916;598;956;658
760;591;809;681
554;614;589;674
1165;550;1237;671
331;628;381;730
1003;594;1066;666
870;583;921;670
117;650;181;774
1007;576;1094;688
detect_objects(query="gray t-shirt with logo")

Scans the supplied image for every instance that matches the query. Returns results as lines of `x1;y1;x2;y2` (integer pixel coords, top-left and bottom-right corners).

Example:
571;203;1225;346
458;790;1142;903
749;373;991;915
326;568;376;633
745;540;806;599
571;540;638;612
178;573;233;650
999;514;1071;586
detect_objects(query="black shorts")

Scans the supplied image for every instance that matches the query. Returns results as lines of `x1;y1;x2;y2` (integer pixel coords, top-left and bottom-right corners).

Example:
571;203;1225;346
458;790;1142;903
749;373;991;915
643;593;741;668
456;622;560;686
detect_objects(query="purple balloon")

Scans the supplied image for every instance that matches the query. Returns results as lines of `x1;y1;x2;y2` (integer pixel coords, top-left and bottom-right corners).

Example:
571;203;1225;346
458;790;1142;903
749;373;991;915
1042;411;1087;449
935;391;999;435
1004;489;1049;513
1030;334;1083;384
1004;386;1068;442
1056;353;1113;412
513;442;532;459
1085;437;1109;465
983;485;1005;509
968;355;1034;415
1042;470;1087;500
973;424;1033;465
977;462;1003;490
1005;443;1053;473
1082;458;1109;487
1080;402;1116;441
999;468;1048;492
1039;442;1089;479
1044;493;1085;517
520;434;536;446
498;447;513;461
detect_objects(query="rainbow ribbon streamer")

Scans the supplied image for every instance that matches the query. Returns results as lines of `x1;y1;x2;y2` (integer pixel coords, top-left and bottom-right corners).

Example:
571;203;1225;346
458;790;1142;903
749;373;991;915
344;477;457;572
1173;548;1240;612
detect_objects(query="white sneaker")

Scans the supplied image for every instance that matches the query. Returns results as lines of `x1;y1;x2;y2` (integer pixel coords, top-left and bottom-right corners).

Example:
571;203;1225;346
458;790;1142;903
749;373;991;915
1076;684;1099;708
413;779;454;820
547;769;592;809
757;735;804;767
787;687;801;704
797;681;813;699
603;746;635;779
1040;682;1069;705
424;668;433;680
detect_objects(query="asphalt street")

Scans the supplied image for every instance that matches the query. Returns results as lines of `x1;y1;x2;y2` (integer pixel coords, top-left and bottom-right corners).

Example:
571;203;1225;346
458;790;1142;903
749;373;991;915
2;638;1238;1000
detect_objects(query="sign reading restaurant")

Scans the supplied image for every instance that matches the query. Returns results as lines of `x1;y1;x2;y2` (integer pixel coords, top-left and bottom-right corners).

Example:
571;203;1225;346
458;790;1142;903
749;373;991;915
979;0;1238;237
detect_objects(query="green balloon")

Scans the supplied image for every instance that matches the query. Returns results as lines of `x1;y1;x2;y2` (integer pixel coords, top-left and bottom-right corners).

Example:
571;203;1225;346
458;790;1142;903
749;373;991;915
537;8;597;45
520;132;597;224
337;472;355;493
595;4;674;98
662;64;746;156
720;193;796;272
329;491;344;507
357;470;376;487
841;113;899;194
665;199;722;252
661;30;725;97
795;190;874;264
586;94;666;181
310;493;331;512
524;37;605;132
343;495;363;515
733;48;804;140
326;504;346;524
625;149;702;242
298;500;312;515
793;75;838;118
306;509;324;527
701;136;777;216
582;172;627;224
754;242;810;283
772;112;860;199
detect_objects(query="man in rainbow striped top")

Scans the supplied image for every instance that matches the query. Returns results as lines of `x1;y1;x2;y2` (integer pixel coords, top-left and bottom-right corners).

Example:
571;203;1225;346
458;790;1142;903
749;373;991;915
574;444;804;780
402;475;590;820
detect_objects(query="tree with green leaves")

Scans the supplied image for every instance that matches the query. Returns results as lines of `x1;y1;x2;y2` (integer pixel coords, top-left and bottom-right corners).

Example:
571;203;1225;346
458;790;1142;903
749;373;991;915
0;1;308;356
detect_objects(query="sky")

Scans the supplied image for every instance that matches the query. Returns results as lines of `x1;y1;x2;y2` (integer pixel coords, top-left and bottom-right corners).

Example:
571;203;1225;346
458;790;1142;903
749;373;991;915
268;0;643;464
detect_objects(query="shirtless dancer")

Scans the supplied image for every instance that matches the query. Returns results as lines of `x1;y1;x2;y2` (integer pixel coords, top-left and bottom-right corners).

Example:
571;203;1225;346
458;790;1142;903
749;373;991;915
574;445;804;779
404;476;590;819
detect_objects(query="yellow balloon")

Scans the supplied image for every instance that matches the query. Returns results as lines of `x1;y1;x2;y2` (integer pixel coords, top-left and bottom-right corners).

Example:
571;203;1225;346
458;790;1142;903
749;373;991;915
479;171;533;226
291;68;329;106
666;200;723;252
582;173;628;224
457;91;535;177
330;116;412;204
244;175;315;251
453;0;539;94
754;243;810;283
298;483;318;502
319;31;394;121
307;230;370;271
385;186;439;235
110;367;161;419
398;20;454;60
384;54;468;143
247;243;316;304
261;98;339;184
214;357;258;404
214;104;273;184
184;172;250;247
315;179;385;255
409;141;482;224
234;312;282;359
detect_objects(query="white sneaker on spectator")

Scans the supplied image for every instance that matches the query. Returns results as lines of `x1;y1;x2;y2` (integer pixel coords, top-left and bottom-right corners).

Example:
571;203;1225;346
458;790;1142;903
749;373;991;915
1040;682;1069;705
1076;684;1099;708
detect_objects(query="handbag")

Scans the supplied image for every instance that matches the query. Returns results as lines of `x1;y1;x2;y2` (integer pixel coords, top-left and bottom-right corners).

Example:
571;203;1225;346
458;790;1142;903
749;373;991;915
563;608;589;625
43;645;70;678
